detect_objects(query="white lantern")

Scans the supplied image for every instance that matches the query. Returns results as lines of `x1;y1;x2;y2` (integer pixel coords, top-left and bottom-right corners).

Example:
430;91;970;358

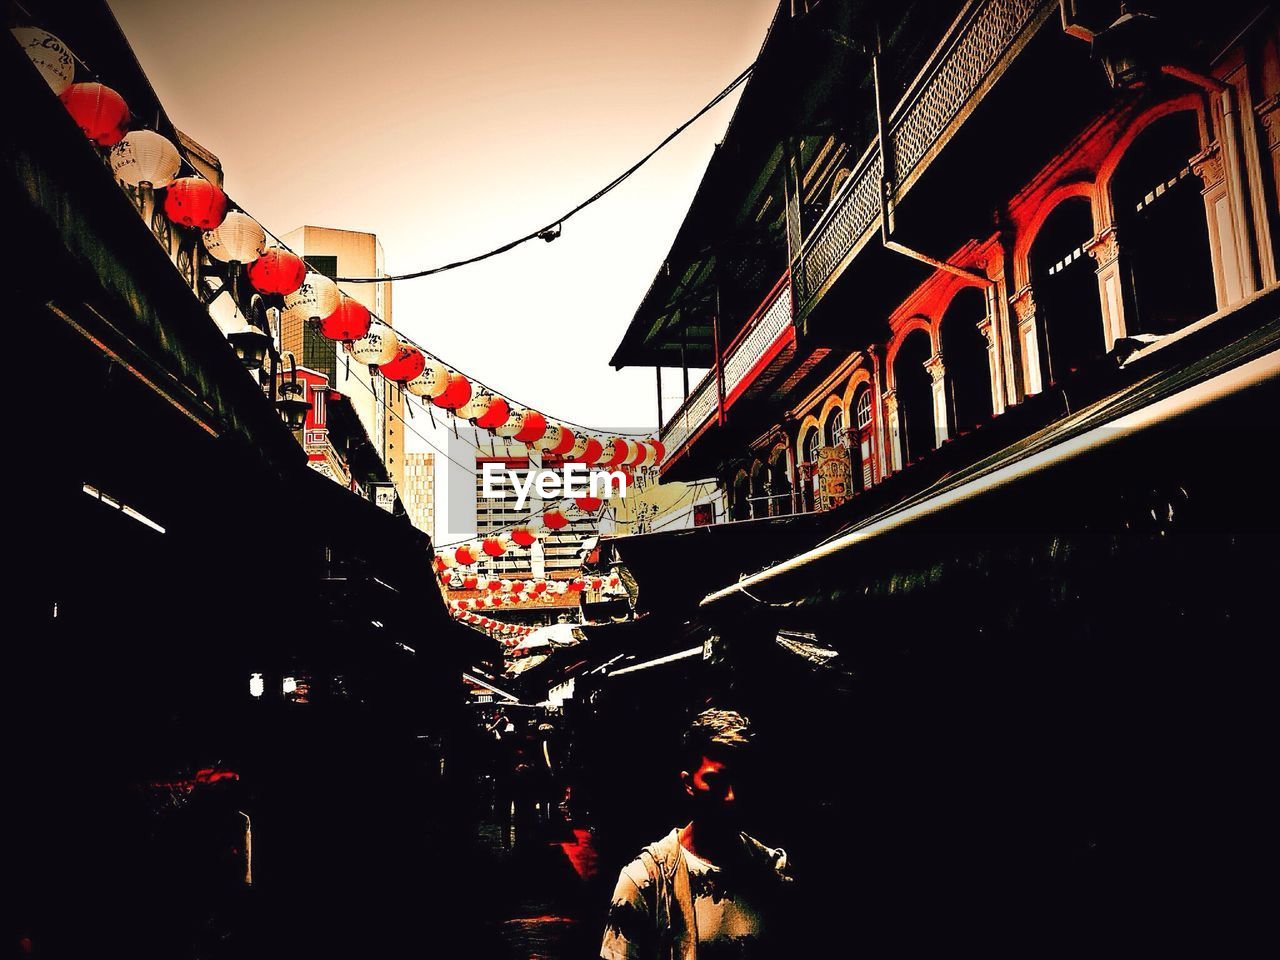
406;358;450;398
532;422;565;453
639;441;657;467
110;130;181;188
440;548;458;569
282;272;340;323
568;433;591;459
204;211;266;264
500;579;513;594
11;27;75;95
494;406;526;439
348;319;399;366
458;387;498;421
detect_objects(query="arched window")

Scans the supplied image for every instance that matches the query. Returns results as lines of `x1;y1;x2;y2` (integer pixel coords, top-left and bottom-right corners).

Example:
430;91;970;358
825;407;845;448
732;472;750;521
938;288;991;435
750;461;769;520
851;386;875;491
1029;197;1105;383
801;427;820;512
1112;112;1216;335
768;446;791;516
894;329;935;465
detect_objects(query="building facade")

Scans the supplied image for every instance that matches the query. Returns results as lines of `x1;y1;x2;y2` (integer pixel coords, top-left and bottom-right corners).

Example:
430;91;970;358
403;451;436;538
280;226;405;495
613;0;1280;525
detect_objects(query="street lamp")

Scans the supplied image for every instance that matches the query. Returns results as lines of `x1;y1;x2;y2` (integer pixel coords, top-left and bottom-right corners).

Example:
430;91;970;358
275;352;310;431
1091;4;1167;91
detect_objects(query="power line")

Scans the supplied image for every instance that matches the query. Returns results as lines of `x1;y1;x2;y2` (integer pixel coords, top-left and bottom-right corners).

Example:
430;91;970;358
331;63;754;283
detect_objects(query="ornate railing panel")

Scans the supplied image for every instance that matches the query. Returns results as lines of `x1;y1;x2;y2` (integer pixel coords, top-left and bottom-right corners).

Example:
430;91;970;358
660;370;718;460
800;0;1049;310
723;280;792;396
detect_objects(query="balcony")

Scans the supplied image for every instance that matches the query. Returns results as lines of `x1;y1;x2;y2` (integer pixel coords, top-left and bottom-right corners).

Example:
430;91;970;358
659;275;793;469
797;0;1054;311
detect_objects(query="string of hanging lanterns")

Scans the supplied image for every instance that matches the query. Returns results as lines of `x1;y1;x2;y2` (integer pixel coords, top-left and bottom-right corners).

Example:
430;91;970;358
17;23;668;458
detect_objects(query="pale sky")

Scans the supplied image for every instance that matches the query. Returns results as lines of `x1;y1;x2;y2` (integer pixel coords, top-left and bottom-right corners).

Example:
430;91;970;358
109;0;778;541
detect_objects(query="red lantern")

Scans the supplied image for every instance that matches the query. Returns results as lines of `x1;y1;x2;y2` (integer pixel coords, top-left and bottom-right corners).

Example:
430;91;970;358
510;580;525;594
163;177;228;230
588;576;604;590
474;598;486;609
461;573;479;590
627;440;649;467
609;575;620;587
482;537;507;557
531;580;547;595
438;570;451;585
432;373;472;410
511;525;537;547
246;248;306;296
60;82;128;146
650;440;666;463
484;577;502;592
454;544;476;566
578;438;603;466
603;438;629;468
318;298;372;342
514;410;547;444
575;495;603;512
548;426;576;456
544;509;569;530
379;345;426;383
567;578;585;592
475;396;510;430
457;599;470;611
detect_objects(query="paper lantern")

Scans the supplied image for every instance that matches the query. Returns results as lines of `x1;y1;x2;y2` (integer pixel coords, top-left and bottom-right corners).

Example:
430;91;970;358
609;575;621;587
639;441;658;468
514;410;547;444
438;570;452;585
575;495;603;512
601;438;629;469
432;373;472;410
459;388;500;422
456;599;470;611
484;577;502;592
567;578;585;592
476;396;510;430
460;573;479;590
482;536;508;557
509;580;525;595
545;424;576;456
283;272;341;324
440;549;458;569
531;580;547;595
473;598;486;609
380;345;426;382
626;439;649;467
577;437;604;466
510;525;538;548
543;509;569;530
454;544;477;566
406;358;450;398
588;576;604;591
649;440;666;463
348;319;399;366
204;211;266;265
246;247;306;296
321;298;373;342
60;82;128;146
494;407;527;439
163;176;227;230
110;130;181;188
12;28;75;95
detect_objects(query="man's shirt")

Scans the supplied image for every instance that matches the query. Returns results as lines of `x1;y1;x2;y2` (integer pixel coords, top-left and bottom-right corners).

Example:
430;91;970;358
602;841;770;960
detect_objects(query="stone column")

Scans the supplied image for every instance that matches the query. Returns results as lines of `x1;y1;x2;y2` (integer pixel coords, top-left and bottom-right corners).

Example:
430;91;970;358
868;344;889;484
1009;285;1042;396
1190;140;1246;307
978;311;1005;417
925;352;949;448
1084;226;1126;350
883;389;902;473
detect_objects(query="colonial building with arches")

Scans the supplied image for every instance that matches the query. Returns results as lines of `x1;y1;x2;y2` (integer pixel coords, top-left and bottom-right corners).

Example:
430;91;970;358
611;0;1280;524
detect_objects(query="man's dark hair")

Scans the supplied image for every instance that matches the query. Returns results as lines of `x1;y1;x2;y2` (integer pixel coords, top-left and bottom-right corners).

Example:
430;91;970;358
682;708;753;771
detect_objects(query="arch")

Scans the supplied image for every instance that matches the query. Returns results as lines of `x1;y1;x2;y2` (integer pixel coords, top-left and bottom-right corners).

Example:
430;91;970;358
767;443;792;516
731;469;751;521
1095;95;1208;210
1108;108;1217;334
1028;196;1107;383
796;419;822;513
847;382;876;491
1013;179;1097;292
893;328;936;465
749;460;769;520
885;316;938;391
839;366;874;416
938;287;992;435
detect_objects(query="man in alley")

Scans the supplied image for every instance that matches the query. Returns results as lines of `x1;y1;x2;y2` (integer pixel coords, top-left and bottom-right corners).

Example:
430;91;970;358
601;709;794;960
